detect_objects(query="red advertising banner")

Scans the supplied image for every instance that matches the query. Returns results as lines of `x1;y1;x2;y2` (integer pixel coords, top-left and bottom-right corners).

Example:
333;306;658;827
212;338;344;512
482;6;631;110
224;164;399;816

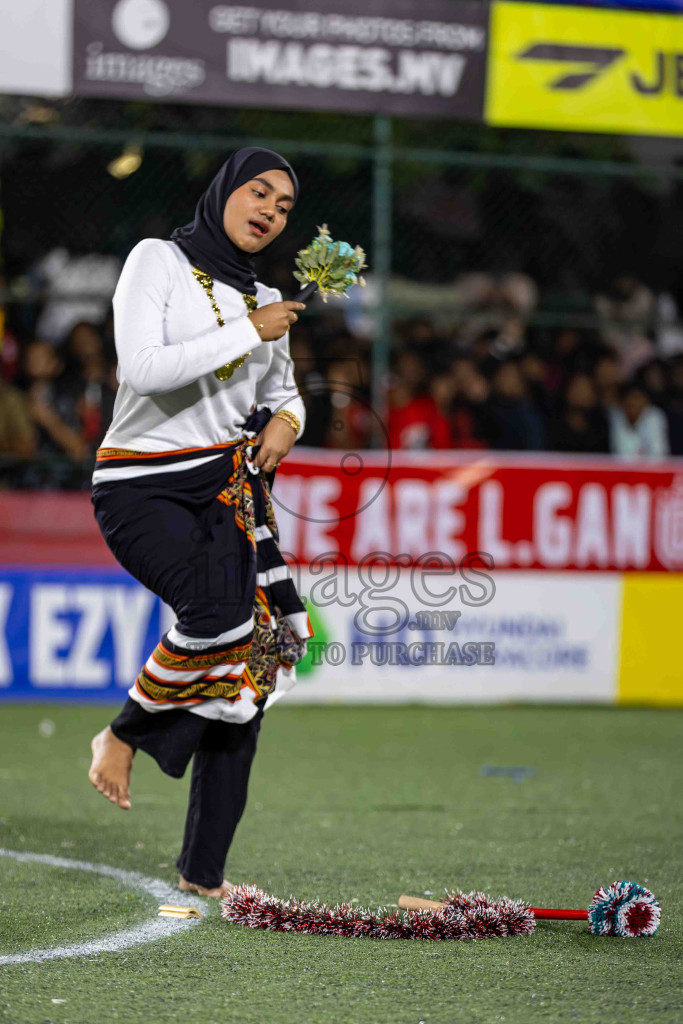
272;449;683;571
2;451;683;570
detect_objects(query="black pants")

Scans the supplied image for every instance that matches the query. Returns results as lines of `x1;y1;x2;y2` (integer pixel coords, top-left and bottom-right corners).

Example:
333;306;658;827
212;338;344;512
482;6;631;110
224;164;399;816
93;431;280;890
112;698;263;889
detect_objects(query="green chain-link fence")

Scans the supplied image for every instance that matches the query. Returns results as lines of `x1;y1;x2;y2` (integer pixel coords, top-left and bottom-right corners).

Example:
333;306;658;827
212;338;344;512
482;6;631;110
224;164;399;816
2;95;680;292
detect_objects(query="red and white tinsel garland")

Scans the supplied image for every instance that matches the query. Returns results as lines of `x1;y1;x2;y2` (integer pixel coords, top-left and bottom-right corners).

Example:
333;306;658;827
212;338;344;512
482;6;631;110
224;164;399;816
221;885;536;941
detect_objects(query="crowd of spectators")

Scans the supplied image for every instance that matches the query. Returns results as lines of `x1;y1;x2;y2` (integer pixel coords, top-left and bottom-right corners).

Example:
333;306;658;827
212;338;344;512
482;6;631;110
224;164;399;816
0;247;121;487
1;256;683;488
297;271;683;459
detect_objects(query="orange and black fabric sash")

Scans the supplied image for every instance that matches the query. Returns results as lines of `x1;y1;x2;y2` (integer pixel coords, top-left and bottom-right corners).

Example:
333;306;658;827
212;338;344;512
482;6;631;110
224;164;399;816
93;439;312;713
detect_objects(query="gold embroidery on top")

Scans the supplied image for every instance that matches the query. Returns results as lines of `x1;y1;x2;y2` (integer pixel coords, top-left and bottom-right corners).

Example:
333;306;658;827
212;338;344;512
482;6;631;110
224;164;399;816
192;267;258;381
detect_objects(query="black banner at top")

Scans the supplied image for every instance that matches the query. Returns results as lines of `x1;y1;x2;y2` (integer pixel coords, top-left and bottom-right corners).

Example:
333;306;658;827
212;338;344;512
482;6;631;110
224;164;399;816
73;0;489;120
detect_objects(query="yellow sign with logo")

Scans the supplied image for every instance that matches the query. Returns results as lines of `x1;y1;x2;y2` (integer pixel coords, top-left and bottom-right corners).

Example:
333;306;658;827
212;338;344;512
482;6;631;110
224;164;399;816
618;574;683;705
486;1;683;137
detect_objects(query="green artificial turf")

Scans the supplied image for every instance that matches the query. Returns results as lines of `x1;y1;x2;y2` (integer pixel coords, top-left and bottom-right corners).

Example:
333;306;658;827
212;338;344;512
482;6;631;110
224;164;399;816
0;704;681;1024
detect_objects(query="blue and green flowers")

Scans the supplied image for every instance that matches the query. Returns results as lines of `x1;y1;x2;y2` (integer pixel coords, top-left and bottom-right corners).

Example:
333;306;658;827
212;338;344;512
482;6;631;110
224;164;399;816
294;224;367;302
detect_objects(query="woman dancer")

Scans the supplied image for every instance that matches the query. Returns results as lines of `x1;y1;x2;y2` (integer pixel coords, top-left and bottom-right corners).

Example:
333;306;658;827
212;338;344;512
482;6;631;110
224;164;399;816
88;147;311;897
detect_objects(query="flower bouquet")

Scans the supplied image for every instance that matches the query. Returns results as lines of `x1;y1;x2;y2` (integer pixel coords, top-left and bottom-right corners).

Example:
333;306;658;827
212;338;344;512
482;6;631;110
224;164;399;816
293;224;367;303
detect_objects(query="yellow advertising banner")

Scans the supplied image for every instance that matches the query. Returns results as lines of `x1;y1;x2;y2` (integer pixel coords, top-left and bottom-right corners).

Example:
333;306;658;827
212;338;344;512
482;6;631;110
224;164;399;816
618;574;683;706
486;2;683;137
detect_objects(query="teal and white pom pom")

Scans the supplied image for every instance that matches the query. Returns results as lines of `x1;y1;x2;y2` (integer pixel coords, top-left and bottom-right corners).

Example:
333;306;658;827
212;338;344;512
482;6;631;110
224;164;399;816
587;880;661;937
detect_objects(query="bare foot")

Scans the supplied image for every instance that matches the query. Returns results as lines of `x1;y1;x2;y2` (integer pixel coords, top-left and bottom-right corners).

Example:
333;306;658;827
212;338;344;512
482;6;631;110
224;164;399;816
88;727;134;809
178;875;235;899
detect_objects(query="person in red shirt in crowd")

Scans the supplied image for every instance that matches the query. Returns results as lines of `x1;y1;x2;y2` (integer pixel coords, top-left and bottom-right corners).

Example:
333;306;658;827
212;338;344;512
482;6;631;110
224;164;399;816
387;349;452;449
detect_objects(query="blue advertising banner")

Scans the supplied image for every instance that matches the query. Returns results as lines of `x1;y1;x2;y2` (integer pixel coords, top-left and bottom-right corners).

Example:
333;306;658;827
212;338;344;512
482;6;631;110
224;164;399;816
0;567;173;702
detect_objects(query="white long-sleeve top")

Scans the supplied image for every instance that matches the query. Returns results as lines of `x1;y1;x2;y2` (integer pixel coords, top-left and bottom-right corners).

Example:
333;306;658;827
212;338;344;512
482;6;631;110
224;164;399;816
100;238;305;452
608;405;669;459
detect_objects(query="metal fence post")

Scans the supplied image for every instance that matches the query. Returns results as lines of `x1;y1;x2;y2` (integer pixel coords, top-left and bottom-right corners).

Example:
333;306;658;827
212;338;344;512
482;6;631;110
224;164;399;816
371;114;392;446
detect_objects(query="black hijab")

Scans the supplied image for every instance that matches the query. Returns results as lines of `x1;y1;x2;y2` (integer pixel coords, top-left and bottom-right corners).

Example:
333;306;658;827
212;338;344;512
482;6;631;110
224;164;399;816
171;147;299;296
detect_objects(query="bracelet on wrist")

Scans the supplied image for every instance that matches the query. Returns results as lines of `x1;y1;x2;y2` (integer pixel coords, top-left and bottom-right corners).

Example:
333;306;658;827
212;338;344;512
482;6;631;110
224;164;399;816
273;410;301;435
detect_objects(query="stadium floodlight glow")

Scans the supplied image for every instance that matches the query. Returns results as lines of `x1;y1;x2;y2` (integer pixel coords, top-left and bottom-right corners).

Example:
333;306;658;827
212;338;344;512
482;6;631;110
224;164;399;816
18;104;59;125
107;145;143;180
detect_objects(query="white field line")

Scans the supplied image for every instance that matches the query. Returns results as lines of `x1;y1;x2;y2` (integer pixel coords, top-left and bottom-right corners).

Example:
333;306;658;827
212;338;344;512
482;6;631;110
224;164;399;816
0;848;203;964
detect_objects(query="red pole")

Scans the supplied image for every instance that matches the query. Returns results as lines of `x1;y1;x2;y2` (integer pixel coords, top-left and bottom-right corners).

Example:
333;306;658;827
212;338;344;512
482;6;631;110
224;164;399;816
531;908;588;920
399;896;589;920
